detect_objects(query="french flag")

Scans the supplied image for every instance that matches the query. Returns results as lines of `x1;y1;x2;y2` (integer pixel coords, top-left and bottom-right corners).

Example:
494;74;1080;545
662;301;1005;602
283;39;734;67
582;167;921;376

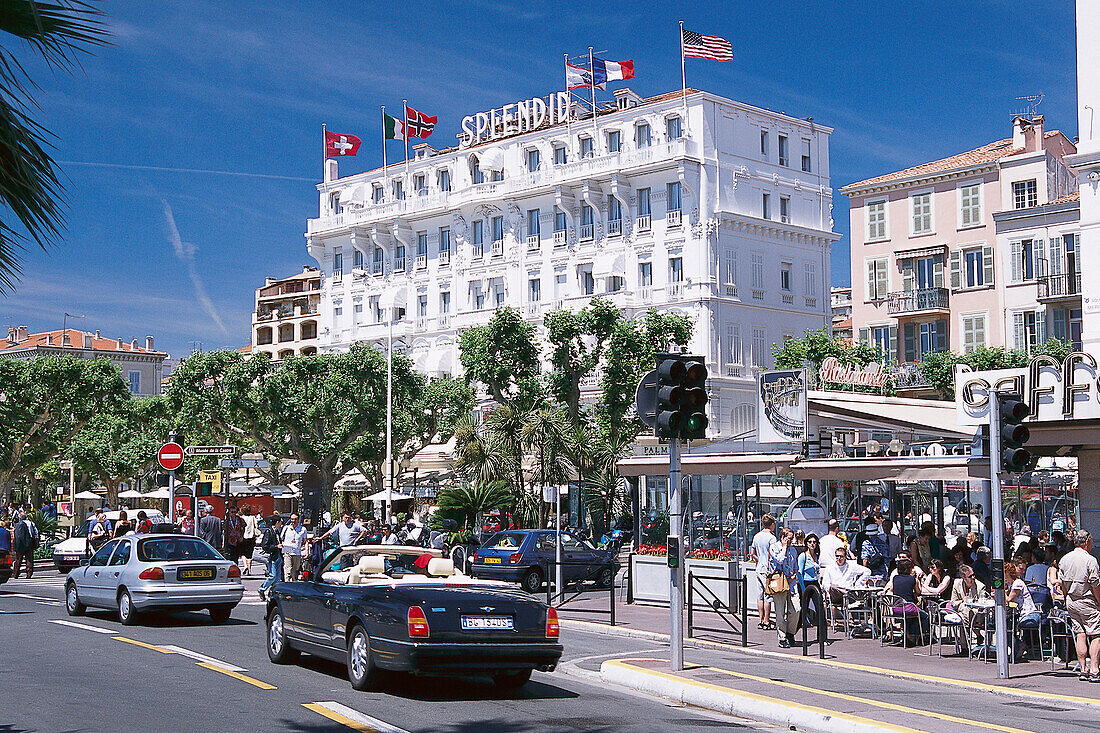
594;58;635;83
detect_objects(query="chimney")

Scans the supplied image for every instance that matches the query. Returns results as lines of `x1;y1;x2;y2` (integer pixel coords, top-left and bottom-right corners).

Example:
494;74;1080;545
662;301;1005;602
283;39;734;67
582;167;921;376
1013;115;1045;153
145;336;154;351
16;326;28;343
62;331;71;347
131;338;139;351
265;277;276;286
46;333;53;346
1029;115;1045;152
324;158;338;183
8;327;16;345
83;332;92;349
95;330;101;339
117;338;124;350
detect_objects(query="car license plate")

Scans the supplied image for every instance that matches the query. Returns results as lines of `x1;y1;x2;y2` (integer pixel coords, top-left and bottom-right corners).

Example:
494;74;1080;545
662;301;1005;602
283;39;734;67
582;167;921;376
483;557;502;564
461;615;513;630
177;567;215;581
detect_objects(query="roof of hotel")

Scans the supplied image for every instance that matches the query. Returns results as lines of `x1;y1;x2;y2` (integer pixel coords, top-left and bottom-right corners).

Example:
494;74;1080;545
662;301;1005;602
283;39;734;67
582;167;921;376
0;329;166;356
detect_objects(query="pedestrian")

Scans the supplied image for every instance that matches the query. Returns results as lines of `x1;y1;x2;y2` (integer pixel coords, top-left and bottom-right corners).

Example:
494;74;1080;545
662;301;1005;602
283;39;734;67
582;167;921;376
769;527;800;648
134;510;152;534
882;518;902;570
379;524;400;546
178;509;195;535
239;505;260;575
819;518;846;571
750;514;778;631
859;519;889;584
319;512;364;548
258;515;284;600
0;518;13;565
88;512;109;551
113;510;132;538
1056;530;1100;682
798;533;822;628
224;504;244;566
12;513;39;579
281;513;307;581
197;506;223;549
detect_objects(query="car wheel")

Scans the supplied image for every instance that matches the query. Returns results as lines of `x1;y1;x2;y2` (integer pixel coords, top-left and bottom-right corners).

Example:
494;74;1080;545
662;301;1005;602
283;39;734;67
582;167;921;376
209;604;233;624
521;568;543;594
596;566;614;589
493;669;532;690
346;624;381;691
117;590;138;626
65;583;85;616
267;607;299;664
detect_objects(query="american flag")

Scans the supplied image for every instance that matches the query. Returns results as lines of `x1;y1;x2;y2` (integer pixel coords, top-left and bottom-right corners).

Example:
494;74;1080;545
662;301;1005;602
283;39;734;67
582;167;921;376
681;28;733;61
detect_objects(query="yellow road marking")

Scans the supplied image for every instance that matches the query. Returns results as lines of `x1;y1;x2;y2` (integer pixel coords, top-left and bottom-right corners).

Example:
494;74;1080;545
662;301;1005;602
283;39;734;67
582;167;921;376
603;659;920;733
703;663;1034;733
112;636;173;654
195;661;276;690
303;703;380;732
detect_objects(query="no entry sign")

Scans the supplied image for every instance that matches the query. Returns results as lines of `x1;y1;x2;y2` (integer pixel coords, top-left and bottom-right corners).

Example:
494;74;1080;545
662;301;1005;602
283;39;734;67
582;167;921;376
158;442;185;471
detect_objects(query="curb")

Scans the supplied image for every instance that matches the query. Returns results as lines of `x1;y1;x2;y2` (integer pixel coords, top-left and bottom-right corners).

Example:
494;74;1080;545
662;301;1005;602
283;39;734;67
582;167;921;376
561;617;1100;711
600;659;907;733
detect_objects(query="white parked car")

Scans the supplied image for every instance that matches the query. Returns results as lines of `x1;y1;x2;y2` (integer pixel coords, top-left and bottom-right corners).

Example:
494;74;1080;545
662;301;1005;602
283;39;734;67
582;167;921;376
52;510;166;573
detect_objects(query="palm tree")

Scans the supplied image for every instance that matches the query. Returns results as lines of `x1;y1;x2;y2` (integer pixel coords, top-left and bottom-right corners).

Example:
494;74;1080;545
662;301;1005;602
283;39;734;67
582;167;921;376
436;481;511;531
522;408;572;528
0;1;108;290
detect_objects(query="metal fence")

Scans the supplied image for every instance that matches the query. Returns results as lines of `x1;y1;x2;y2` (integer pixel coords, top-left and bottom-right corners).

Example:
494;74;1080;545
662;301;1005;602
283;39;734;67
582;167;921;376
686;570;747;646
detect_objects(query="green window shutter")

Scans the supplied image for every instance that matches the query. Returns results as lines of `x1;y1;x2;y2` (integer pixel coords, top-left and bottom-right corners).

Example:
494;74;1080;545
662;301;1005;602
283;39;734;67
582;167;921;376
949;250;962;290
935;319;948;353
982;245;994;286
903;323;916;362
1048;238;1062;276
933;255;945;288
901;259;914;292
858;327;870;345
888;325;898;363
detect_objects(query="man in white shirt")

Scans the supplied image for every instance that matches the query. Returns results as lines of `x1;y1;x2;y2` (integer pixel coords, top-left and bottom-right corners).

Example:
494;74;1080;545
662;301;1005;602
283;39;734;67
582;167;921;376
819;519;846;571
319;512;365;548
280;514;308;581
379;525;401;546
750;515;778;629
822;546;871;603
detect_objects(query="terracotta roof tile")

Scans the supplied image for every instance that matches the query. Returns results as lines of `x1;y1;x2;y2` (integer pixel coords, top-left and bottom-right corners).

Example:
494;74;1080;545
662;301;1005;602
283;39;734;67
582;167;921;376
842;139;1019;191
0;328;166;356
1048;190;1080;205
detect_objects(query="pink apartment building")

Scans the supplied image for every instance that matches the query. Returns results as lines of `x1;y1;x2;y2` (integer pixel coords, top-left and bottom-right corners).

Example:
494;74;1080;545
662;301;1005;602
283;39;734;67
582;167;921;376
840;116;1077;376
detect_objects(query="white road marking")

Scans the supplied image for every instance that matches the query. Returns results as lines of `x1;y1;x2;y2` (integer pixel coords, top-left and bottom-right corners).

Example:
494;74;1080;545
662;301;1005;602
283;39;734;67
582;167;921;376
1;592;56;601
36;601;61;606
49;619;117;634
159;645;246;672
308;702;410;733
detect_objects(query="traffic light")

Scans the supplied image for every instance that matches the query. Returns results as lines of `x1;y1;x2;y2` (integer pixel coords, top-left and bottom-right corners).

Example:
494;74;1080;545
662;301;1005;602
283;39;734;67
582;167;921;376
156;473;170;488
996;392;1031;473
667;535;680;568
195;481;213;497
653;353;710;441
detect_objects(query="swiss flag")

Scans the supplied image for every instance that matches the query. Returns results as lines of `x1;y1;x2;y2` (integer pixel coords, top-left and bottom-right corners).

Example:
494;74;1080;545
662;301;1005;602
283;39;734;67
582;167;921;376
325;130;362;157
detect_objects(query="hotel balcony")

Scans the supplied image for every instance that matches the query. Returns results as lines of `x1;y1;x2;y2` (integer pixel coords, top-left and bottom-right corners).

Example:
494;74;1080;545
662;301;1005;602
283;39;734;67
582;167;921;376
1036;272;1082;303
886;287;949;316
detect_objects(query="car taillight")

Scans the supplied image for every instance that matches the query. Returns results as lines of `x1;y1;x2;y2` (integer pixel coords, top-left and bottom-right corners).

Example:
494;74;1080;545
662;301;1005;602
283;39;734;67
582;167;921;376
546;607;559;638
472;552;479;562
227;565;241;579
138;566;164;580
408;606;430;638
509;553;523;564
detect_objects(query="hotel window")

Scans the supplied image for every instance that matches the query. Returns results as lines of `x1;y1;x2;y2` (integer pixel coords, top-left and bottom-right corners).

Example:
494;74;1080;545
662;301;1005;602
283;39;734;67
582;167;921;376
1010;239;1036;282
804;261;818;296
951;246;993;288
580;203;594;240
417;295;427;318
726;324;742;365
353;303;363;320
471;159;484;184
394;244;406;272
527;209;540;238
801;138;811;172
959;183;981;226
413;173;425;195
751;326;767;367
760;130;769;158
529;277;541;302
580;269;595;295
440;291;450;314
491;215;504;245
669;256;683;283
780;196;790;223
639;261;652;286
416;232;428;266
780;263;792;291
373;246;384;274
526;148;540;173
903;320;947;361
554;208;567;234
553;144;567;165
353;248;364;270
911;192;932;234
637;187;651;217
962;314;986;353
866;200;886;240
579;136;593;158
724;250;738;287
608;275;624;292
865;257;888;300
762;193;771;220
128;371;141;394
1013;310;1045;350
472;219;484;257
372;184;383;203
667;182;682;212
493;282;505;307
392;179;404;201
778;134;789;166
370;296;381;323
329;192;341;215
666;115;682;140
636;122;651;148
606;129;621;153
333;250;343;279
608;196;622;234
751;252;765;289
439;227;451;256
437;168;451;192
555;272;567;297
1012;179;1038;209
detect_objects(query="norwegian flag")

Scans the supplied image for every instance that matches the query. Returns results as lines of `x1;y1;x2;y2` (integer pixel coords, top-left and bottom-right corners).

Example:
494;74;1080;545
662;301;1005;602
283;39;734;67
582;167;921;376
404;105;437;139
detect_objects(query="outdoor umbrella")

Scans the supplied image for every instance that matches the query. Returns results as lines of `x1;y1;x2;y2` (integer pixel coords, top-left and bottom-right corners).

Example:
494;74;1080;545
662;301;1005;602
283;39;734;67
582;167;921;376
118;489;145;499
145;488;171;499
363;490;414;502
74;490;102;500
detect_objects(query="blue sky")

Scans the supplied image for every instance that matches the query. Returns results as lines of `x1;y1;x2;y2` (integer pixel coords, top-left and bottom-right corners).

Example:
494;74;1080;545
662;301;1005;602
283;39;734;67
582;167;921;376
1;1;1078;356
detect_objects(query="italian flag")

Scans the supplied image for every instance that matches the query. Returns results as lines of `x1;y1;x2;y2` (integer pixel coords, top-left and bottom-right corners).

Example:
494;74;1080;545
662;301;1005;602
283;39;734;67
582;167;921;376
384;114;406;141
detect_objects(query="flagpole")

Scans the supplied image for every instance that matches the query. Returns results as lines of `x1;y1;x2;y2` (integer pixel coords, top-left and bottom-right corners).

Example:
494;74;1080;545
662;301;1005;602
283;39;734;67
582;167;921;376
679;21;688;119
403;99;411;194
322;122;327;180
381;106;388;201
564;53;573;160
588;46;598;153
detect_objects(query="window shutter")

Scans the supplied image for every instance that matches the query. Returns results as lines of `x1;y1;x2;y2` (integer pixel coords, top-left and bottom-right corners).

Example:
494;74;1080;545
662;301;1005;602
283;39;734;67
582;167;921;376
975;316;986;348
1035;238;1047;278
875;260;888;300
982;245;994;285
888;325;898;363
858;327;870;346
1048;237;1062;276
949;250;962;289
933;255;945;288
903;323;916;362
963;317;974;352
1010;242;1023;282
865;260;876;300
935;319;948;353
1035;310;1047;344
1012;312;1025;350
901;259;914;291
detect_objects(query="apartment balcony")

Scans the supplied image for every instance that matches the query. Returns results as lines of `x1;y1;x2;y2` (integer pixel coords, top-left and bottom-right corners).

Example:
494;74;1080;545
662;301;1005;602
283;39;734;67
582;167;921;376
666;210;682;228
526;234;540;251
438;250;451;266
608;219;622;237
524;302;542;319
553;230;566;247
491;239;504;257
886;287;950;315
415;255;427;269
635;214;651;233
667;282;685;300
579;224;594;242
1037;272;1082;303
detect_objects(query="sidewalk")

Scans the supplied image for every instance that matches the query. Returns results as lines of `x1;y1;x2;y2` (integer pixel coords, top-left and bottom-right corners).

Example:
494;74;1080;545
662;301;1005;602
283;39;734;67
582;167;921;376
555;587;1099;700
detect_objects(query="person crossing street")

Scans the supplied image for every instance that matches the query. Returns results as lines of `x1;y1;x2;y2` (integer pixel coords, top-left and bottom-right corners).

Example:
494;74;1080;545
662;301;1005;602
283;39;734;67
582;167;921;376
258;515;284;600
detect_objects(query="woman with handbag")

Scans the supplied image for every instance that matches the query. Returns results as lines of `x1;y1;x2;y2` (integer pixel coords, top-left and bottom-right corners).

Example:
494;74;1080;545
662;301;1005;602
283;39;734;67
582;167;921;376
769;528;801;648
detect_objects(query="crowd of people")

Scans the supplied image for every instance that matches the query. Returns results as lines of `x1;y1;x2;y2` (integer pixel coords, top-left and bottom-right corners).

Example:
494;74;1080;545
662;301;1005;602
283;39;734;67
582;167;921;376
749;512;1100;681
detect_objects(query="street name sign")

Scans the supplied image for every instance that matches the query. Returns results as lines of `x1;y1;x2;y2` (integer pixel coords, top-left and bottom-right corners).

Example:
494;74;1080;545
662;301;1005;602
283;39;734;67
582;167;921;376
219;458;270;470
158;443;185;471
184;445;237;457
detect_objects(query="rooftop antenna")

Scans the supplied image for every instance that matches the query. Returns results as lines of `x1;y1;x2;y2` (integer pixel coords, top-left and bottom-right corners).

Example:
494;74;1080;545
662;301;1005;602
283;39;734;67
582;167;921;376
1011;93;1044;122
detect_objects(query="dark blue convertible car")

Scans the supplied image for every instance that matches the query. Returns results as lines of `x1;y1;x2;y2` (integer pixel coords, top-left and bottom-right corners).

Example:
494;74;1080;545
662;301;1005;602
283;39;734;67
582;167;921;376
470;529;619;593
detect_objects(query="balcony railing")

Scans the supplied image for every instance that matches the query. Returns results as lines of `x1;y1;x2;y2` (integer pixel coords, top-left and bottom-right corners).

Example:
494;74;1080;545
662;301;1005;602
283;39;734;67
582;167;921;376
438;250;450;266
526;234;540;250
667;282;684;299
415;255;427;269
666;210;682;228
553;230;566;247
393;258;406;273
608;219;622;236
579;224;594;241
886;287;950;315
491;239;504;256
1037;272;1082;302
636;214;651;232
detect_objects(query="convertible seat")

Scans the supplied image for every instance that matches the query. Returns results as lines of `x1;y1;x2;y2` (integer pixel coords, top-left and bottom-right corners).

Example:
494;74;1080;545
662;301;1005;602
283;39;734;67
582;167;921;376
357;554;386;583
426;558;454;577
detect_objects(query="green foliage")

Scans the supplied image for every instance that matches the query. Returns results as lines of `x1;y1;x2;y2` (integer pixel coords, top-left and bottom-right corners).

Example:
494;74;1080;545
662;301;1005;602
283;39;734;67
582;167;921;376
919;339;1075;400
436;481;512;529
544;298;621;425
772;328;879;371
458;307;543;406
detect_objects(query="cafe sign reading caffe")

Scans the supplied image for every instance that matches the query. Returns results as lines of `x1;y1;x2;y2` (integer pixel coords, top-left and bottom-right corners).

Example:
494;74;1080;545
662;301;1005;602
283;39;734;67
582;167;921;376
954;352;1100;426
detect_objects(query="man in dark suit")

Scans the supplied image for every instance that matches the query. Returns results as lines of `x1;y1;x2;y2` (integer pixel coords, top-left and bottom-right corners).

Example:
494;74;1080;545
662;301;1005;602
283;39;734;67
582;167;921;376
197;506;222;551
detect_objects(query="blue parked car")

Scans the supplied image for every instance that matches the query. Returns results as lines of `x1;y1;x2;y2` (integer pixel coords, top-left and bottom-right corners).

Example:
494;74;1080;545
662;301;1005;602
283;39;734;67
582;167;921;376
470;529;619;594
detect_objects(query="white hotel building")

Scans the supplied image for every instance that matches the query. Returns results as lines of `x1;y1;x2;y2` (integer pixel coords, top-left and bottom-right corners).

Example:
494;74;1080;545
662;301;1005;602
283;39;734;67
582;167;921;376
305;87;837;439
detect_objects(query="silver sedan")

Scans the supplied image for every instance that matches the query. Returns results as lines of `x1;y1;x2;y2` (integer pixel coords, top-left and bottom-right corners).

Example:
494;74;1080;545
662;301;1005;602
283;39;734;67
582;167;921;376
64;533;244;624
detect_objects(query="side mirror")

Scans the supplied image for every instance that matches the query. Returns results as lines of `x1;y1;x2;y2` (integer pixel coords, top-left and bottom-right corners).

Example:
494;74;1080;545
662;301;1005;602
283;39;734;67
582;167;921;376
79;557;90;567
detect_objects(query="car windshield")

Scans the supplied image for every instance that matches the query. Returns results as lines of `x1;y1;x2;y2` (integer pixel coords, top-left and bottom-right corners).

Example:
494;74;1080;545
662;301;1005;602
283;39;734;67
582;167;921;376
485;532;526;550
73;521;89;538
138;537;222;562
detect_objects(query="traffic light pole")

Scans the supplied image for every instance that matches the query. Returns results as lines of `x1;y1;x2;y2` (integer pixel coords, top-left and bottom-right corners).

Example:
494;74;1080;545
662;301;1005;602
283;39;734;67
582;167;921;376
668;438;684;672
988;393;1010;679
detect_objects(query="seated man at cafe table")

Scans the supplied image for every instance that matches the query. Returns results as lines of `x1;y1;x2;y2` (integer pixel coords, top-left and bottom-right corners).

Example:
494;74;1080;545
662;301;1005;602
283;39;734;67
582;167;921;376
822;546;872;628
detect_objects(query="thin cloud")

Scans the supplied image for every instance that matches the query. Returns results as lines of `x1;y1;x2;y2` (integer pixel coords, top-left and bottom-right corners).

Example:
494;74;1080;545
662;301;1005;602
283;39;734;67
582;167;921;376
59;160;315;182
161;199;228;336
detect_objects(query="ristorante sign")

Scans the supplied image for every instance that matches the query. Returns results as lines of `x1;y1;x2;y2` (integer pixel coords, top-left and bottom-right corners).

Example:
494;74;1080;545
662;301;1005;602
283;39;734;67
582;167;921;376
954;352;1100;425
459;91;572;148
818;357;888;389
